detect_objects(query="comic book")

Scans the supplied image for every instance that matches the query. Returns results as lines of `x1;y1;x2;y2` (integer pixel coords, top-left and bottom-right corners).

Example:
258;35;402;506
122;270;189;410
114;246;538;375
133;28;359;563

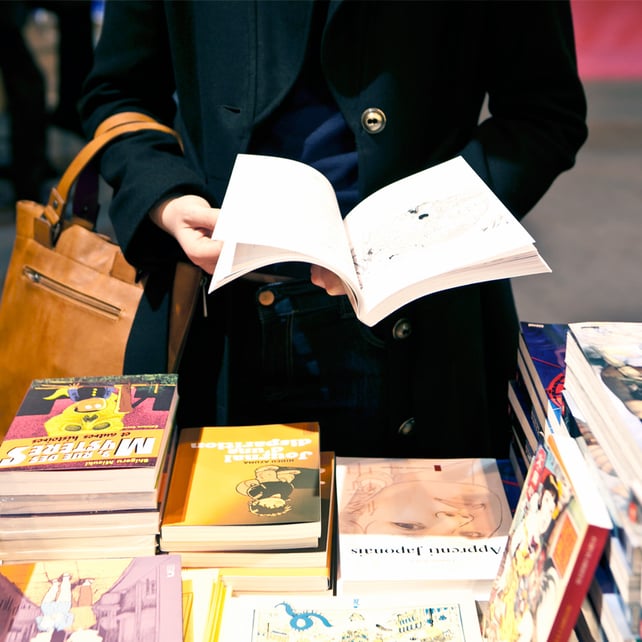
484;434;612;642
0;554;183;642
161;423;322;551
0;375;178;503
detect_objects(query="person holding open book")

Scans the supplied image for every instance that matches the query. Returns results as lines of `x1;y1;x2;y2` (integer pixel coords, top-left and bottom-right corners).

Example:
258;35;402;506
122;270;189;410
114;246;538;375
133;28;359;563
79;1;587;458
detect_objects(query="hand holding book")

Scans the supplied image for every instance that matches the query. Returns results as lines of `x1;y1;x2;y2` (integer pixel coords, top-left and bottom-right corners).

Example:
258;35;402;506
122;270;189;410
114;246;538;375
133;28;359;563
210;154;550;326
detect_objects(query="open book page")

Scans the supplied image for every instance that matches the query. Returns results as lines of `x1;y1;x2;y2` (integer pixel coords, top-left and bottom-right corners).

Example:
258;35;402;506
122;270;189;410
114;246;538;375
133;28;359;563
209;154;549;327
210;154;358;293
345;156;548;322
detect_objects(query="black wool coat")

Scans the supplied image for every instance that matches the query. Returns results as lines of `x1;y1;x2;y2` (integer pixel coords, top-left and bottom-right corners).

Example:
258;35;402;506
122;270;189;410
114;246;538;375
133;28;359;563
80;0;587;458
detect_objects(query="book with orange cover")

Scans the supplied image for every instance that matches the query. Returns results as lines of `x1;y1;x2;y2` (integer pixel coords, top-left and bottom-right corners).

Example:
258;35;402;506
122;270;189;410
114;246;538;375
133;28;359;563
170;451;335;571
161;422;321;551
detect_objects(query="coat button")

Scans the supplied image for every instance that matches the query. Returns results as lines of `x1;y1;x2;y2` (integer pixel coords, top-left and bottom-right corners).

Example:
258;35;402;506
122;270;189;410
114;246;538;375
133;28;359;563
258;290;275;306
392;318;412;340
360;107;386;134
398;417;416;436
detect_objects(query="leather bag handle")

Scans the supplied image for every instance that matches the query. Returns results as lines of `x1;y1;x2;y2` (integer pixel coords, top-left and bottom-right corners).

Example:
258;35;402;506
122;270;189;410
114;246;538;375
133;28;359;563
42;112;181;228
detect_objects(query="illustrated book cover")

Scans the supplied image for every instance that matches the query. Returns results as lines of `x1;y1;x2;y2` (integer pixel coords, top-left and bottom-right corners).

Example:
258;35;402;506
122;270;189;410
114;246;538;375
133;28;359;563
484;434;612;642
161;422;322;550
519;321;568;428
564;388;642;575
216;591;484;642
209;154;550;326
0;554;183;642
564;321;642;498
0;374;178;498
173;451;335;572
334;456;512;598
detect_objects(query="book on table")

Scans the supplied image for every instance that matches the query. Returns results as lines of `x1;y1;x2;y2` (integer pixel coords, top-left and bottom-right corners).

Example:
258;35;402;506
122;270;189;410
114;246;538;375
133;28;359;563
181;567;228;642
564;321;642;503
518;321;568;430
563;387;642;576
209;153;550;327
483;433;612;642
160;422;322;551
0;532;159;563
215;590;484;642
173;450;335;571
334;456;513;598
0;554;183;642
180;453;336;596
0;374;179;510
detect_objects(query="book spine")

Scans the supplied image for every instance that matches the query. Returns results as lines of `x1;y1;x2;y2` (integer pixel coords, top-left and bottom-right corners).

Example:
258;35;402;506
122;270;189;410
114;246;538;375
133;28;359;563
549;527;612;642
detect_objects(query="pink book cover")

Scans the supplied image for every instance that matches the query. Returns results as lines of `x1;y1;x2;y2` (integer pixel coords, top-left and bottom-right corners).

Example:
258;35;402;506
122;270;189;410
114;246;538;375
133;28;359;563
0;554;183;642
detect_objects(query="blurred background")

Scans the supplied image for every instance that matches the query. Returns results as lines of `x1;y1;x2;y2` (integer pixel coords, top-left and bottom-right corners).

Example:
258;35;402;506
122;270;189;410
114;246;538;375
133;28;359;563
0;0;641;324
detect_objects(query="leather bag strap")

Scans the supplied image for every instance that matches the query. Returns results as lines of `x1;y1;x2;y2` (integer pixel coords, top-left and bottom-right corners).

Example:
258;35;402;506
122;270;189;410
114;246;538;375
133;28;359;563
42;112;181;227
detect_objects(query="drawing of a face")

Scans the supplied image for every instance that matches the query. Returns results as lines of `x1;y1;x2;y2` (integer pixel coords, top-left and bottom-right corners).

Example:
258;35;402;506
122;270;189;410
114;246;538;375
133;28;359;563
356;480;501;538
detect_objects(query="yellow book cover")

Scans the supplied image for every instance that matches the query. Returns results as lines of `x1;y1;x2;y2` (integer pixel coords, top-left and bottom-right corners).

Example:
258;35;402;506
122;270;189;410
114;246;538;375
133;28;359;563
182;568;229;642
162;423;321;549
166;451;335;569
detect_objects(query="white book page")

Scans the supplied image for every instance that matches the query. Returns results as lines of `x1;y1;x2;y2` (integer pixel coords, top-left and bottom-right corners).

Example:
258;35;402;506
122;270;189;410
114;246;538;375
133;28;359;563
210;154;357;290
345;156;540;308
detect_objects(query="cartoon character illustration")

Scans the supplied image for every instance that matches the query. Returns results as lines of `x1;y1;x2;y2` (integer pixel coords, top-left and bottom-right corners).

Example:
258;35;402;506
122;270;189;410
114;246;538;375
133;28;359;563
35;573;74;635
487;468;567;642
235;465;302;516
31;573;102;642
42;384;132;436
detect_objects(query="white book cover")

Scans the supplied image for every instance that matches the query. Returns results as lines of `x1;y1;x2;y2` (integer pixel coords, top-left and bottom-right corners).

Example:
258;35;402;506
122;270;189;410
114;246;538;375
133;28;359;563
334;457;512;597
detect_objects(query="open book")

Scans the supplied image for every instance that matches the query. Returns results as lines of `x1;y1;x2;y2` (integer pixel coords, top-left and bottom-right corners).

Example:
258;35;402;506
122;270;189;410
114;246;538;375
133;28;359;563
210;154;550;326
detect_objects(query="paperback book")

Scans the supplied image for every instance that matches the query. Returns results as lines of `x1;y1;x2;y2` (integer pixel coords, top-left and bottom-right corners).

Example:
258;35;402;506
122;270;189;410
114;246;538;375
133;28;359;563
0;554;183;642
216;591;484;642
161;422;322;550
0;533;158;563
209;154;550;326
0;374;178;500
564;321;642;499
484;434;612;642
181;567;228;642
173;451;335;574
519;321;568;428
335;456;512;598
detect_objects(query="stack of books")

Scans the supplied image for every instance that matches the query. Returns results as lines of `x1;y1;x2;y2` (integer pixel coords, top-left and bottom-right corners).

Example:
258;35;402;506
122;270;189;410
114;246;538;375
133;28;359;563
0;374;179;562
508;321;568;483
563;321;642;640
512;320;642;639
159;422;335;593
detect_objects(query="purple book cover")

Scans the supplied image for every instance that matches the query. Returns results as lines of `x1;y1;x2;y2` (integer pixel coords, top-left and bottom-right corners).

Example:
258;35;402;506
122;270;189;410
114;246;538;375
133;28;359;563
0;554;182;642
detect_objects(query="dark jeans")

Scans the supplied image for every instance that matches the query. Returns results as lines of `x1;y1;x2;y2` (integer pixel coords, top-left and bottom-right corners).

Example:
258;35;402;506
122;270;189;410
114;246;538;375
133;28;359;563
178;278;390;455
